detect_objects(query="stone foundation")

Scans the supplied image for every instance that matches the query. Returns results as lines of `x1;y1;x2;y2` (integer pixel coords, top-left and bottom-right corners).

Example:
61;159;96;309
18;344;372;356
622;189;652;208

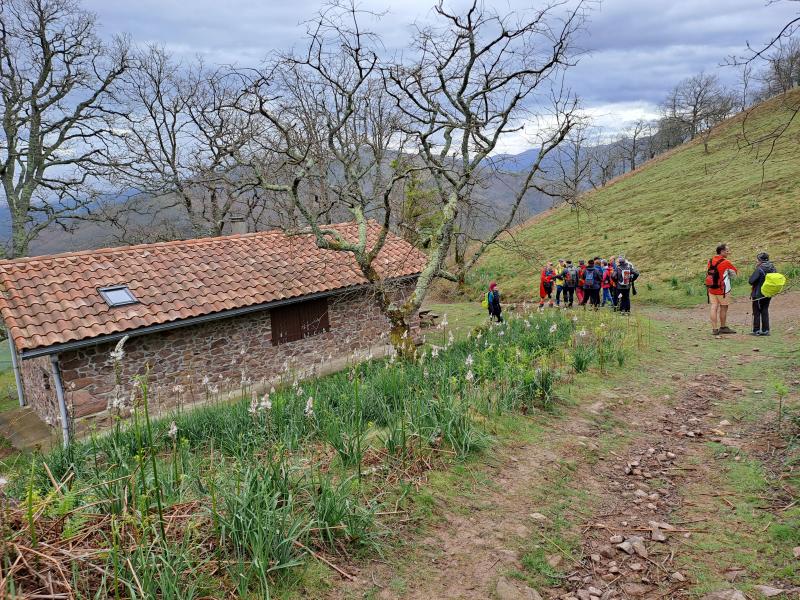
20;285;419;437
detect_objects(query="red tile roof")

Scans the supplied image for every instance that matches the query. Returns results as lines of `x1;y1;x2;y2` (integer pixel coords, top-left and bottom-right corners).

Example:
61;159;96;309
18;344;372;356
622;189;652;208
0;223;427;352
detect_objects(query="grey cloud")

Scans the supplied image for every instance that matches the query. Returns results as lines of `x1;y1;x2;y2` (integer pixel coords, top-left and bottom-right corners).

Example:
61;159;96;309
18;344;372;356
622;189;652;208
84;0;797;111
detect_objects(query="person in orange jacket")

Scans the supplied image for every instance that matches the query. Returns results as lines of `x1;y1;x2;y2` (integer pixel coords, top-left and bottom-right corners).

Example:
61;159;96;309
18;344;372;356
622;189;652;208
539;262;555;308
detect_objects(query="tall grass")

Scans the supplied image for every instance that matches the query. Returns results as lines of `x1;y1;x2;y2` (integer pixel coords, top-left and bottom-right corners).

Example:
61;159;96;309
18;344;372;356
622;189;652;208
1;308;630;598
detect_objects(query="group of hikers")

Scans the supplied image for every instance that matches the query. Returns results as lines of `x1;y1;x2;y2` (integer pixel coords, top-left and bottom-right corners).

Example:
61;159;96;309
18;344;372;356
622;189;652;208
484;254;640;323
484;244;786;335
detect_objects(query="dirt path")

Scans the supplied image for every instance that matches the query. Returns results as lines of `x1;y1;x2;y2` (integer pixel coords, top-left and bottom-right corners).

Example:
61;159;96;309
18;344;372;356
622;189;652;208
326;297;800;600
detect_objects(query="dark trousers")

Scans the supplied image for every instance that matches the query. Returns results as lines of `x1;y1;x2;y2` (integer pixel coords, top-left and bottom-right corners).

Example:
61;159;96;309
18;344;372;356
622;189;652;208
581;288;600;308
611;287;618;307
618;288;631;313
556;285;564;305
563;287;575;306
752;297;771;332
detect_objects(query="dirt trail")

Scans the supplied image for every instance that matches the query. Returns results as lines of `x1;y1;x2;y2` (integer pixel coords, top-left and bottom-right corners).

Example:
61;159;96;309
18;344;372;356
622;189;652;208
327;297;800;600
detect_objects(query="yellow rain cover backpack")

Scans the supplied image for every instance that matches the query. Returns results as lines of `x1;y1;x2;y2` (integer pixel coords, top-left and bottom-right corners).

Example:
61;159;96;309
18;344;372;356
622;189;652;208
761;272;786;298
481;292;490;309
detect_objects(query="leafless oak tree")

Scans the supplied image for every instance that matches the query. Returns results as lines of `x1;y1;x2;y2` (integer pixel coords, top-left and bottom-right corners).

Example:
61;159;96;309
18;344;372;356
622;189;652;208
662;72;735;151
385;0;583;314
109;47;261;239
0;0;129;257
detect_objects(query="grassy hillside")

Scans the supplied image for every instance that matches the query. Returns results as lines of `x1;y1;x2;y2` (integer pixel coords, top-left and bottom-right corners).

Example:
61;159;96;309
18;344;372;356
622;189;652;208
472;90;800;305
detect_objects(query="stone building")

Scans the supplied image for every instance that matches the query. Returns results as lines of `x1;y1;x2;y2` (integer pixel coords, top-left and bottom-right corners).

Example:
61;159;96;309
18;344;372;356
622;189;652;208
0;223;426;445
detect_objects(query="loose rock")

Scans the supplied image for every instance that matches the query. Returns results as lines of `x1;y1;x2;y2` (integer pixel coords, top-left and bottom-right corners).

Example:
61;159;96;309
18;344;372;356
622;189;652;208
650;526;667;542
752;585;785;597
495;576;543;600
670;572;686;582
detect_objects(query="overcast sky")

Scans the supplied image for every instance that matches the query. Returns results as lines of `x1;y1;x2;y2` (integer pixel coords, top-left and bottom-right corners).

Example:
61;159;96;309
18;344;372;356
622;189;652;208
84;0;796;154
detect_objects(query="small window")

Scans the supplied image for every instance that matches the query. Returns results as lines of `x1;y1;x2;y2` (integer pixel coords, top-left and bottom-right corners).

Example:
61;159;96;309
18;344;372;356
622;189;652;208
99;286;139;307
271;298;330;346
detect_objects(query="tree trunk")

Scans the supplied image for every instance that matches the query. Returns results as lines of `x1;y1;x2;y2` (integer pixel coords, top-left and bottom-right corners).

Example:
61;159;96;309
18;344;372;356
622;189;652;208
388;313;416;359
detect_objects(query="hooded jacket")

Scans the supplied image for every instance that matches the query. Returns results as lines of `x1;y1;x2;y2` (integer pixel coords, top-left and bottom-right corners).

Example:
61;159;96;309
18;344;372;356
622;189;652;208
749;260;776;300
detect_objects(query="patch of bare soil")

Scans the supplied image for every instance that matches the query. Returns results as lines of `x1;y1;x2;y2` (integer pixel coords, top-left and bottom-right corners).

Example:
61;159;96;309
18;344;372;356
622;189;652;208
542;373;741;600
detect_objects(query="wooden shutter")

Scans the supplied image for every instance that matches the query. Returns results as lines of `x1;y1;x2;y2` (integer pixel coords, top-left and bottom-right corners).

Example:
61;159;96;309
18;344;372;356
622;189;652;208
271;297;330;346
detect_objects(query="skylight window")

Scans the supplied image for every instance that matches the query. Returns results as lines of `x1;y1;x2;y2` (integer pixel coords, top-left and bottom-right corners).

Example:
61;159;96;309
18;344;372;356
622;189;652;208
99;286;138;307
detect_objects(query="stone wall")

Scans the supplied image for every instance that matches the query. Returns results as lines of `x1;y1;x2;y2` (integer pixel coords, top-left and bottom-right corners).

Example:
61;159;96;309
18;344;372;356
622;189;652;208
19;355;60;427
22;284;419;436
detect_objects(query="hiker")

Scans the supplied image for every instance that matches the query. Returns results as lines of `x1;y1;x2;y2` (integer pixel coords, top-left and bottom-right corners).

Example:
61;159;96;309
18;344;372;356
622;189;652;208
613;256;639;313
580;258;603;309
561;260;578;307
748;252;776;336
539;262;555;309
554;259;566;307
486;282;503;323
601;259;614;306
705;243;738;335
608;256;618;308
576;260;586;305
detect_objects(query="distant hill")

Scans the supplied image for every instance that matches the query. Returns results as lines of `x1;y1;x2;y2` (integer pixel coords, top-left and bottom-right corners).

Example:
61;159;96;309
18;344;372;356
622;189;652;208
471;90;800;304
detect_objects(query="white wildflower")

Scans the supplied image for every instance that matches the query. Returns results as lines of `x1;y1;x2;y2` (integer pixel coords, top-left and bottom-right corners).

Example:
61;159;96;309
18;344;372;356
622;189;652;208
448;331;454;345
296;386;304;397
498;330;505;336
270;386;276;394
401;329;408;339
202;375;210;386
0;476;8;489
172;384;185;394
423;368;429;378
549;323;558;334
304;396;314;417
600;322;607;328
209;384;219;395
465;369;474;383
431;346;440;358
110;335;129;362
572;315;578;322
524;320;531;329
249;395;258;415
578;329;588;337
168;421;178;440
476;332;482;341
465;353;474;367
441;314;449;328
259;394;272;411
239;347;246;356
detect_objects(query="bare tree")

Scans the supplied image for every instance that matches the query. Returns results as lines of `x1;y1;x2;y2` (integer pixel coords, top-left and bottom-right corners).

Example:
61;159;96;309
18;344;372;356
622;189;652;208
386;0;583;314
618;119;653;171
545;118;595;206
110;47;259;239
0;0;129;257
726;1;800;170
757;36;800;97
662;72;735;148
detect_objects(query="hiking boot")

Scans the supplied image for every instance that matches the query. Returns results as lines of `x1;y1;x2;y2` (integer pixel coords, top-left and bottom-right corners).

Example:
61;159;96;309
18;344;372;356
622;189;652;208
712;329;720;335
758;330;770;336
749;331;760;336
718;326;737;334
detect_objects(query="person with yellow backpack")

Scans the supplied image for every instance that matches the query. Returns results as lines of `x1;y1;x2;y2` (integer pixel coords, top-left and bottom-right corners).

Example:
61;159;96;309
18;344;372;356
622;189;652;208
748;252;785;336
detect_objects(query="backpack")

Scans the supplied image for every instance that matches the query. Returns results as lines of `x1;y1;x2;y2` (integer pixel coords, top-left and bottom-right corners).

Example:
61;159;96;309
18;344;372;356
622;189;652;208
584;267;599;289
705;257;723;293
481;291;491;309
761;272;786;298
564;266;578;286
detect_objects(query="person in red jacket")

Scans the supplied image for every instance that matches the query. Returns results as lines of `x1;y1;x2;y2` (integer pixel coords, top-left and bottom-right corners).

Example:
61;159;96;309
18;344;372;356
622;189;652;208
575;260;586;305
539;262;555;308
601;259;614;306
706;243;738;335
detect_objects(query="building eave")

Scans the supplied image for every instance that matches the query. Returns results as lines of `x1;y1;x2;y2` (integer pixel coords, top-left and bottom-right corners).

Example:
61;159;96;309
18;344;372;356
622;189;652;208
19;275;419;360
